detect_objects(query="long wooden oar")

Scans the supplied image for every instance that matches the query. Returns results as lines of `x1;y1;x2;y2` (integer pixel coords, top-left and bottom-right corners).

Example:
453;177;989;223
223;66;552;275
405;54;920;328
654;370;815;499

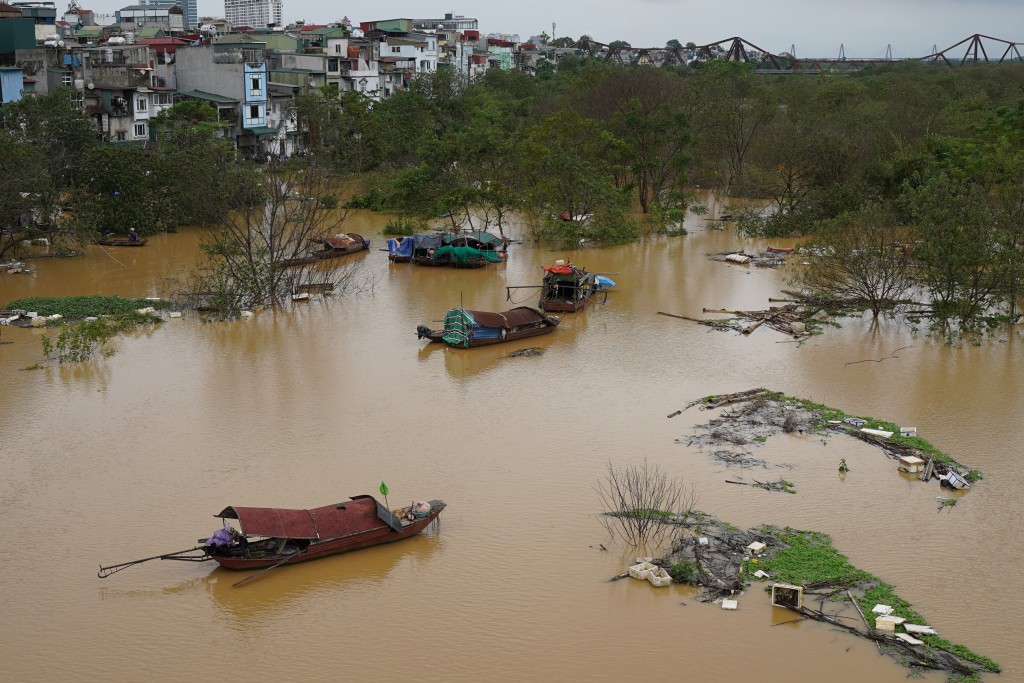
232;550;304;588
98;546;207;578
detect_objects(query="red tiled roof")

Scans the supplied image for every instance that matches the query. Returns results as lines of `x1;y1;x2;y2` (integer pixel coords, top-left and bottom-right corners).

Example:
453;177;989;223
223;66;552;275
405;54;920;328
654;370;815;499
300;24;326;32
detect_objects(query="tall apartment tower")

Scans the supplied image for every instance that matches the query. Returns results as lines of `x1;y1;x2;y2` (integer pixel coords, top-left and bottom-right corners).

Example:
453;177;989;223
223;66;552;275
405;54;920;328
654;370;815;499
223;0;282;28
178;0;196;30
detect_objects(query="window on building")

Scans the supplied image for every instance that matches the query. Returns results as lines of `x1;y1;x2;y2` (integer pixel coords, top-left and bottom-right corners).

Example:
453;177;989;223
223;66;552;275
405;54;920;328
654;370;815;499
136;98;147;111
134;123;146;137
334;44;341;54
251;76;260;92
391;46;400;53
250;105;259;119
62;72;72;86
116;131;127;141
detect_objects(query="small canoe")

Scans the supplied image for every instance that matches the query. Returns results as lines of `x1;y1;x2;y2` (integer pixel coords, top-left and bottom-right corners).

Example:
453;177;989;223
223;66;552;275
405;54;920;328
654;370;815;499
97;238;148;247
766;247;794;254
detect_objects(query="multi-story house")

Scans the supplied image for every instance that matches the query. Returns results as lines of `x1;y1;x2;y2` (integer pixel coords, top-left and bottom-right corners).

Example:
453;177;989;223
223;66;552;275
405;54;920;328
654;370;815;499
377;52;414;97
324;36;379;98
383;31;437;74
175;39;272;155
485;37;516;70
223;0;281;30
116;2;185;37
68;44;156;141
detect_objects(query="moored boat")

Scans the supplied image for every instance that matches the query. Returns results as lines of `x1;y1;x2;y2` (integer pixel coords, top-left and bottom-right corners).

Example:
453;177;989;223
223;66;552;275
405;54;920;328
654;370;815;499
539;261;599;312
410;231;508;268
386;236;414;262
206;496;445;570
506;261;609;313
98;494;446;579
417;306;559;348
280;233;369;267
97;238;148;247
766;246;794;254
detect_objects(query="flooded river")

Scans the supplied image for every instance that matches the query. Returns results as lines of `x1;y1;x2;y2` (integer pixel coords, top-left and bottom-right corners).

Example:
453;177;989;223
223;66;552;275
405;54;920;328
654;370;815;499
1;199;1022;682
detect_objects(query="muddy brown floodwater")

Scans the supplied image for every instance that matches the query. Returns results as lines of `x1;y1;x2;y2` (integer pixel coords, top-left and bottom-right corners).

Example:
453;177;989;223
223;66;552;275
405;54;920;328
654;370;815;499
1;195;1022;682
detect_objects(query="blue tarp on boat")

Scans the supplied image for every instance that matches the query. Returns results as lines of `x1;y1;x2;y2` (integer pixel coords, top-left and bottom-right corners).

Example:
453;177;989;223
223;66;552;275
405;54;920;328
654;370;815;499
387;237;414;258
595;276;616;287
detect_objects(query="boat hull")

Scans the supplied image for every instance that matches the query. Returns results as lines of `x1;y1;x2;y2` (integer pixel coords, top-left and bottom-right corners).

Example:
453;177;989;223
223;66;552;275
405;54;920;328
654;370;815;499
280;240;369;267
210;507;443;571
419;323;556;348
541;297;589;313
97;238;148;247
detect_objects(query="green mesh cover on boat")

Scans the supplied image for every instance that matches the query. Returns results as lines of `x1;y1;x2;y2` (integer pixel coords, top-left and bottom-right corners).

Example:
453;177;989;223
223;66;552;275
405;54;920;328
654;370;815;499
432;246;504;264
442;308;475;347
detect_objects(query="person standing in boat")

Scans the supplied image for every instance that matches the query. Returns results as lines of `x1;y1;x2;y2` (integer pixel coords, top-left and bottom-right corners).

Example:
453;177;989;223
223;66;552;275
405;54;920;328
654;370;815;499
128;228;139;242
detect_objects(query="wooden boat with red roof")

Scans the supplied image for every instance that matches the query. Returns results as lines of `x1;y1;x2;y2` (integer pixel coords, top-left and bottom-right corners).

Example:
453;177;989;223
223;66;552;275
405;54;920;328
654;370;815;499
206;495;445;570
97;495;445;578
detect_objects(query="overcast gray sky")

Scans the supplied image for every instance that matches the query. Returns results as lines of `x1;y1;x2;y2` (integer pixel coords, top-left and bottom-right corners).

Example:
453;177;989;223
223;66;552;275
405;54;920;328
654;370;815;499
185;1;1024;59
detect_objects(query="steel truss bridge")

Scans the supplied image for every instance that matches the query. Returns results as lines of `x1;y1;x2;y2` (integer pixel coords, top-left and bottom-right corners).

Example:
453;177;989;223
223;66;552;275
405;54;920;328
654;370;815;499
573;34;1024;73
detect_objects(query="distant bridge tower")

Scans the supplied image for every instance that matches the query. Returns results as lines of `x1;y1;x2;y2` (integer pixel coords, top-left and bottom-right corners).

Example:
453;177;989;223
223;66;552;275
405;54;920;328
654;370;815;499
790;43;796;58
886;44;892;59
838;44;845;60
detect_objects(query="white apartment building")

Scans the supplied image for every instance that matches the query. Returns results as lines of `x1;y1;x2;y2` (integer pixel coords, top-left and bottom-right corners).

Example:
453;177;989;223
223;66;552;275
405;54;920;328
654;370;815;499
223;0;281;28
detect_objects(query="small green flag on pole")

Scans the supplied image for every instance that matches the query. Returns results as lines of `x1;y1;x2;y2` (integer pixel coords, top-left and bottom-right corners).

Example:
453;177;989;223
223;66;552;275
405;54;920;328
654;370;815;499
379;481;389;497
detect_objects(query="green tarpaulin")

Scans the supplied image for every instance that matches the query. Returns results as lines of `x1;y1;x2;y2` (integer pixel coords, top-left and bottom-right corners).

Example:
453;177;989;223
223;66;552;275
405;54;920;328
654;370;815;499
442;308;474;347
432;246;503;264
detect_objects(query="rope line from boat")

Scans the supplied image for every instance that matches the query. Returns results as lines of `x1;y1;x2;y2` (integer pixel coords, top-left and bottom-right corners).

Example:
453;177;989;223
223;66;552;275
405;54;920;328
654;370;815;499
90;237;130;269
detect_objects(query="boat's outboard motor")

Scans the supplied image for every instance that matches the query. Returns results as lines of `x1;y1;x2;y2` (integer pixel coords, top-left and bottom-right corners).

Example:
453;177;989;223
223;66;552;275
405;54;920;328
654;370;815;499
416;324;432;339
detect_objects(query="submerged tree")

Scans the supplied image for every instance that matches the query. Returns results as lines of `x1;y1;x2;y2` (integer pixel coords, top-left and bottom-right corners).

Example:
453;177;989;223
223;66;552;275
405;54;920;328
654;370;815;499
792;203;915;320
187;161;373;313
595;460;698;551
900;174;1009;336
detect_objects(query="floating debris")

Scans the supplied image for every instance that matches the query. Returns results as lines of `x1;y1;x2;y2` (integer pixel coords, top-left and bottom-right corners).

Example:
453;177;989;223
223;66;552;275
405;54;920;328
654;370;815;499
506;347;546;358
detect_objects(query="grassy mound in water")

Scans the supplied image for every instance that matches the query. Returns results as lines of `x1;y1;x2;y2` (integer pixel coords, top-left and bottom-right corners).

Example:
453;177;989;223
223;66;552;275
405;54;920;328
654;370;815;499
756;527;999;681
6;295;169;320
771;392;980;479
689;388;981;481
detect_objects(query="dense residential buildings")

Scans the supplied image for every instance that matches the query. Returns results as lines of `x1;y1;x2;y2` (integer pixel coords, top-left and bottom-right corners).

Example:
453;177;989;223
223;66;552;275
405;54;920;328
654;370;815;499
0;8;544;156
223;0;282;30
